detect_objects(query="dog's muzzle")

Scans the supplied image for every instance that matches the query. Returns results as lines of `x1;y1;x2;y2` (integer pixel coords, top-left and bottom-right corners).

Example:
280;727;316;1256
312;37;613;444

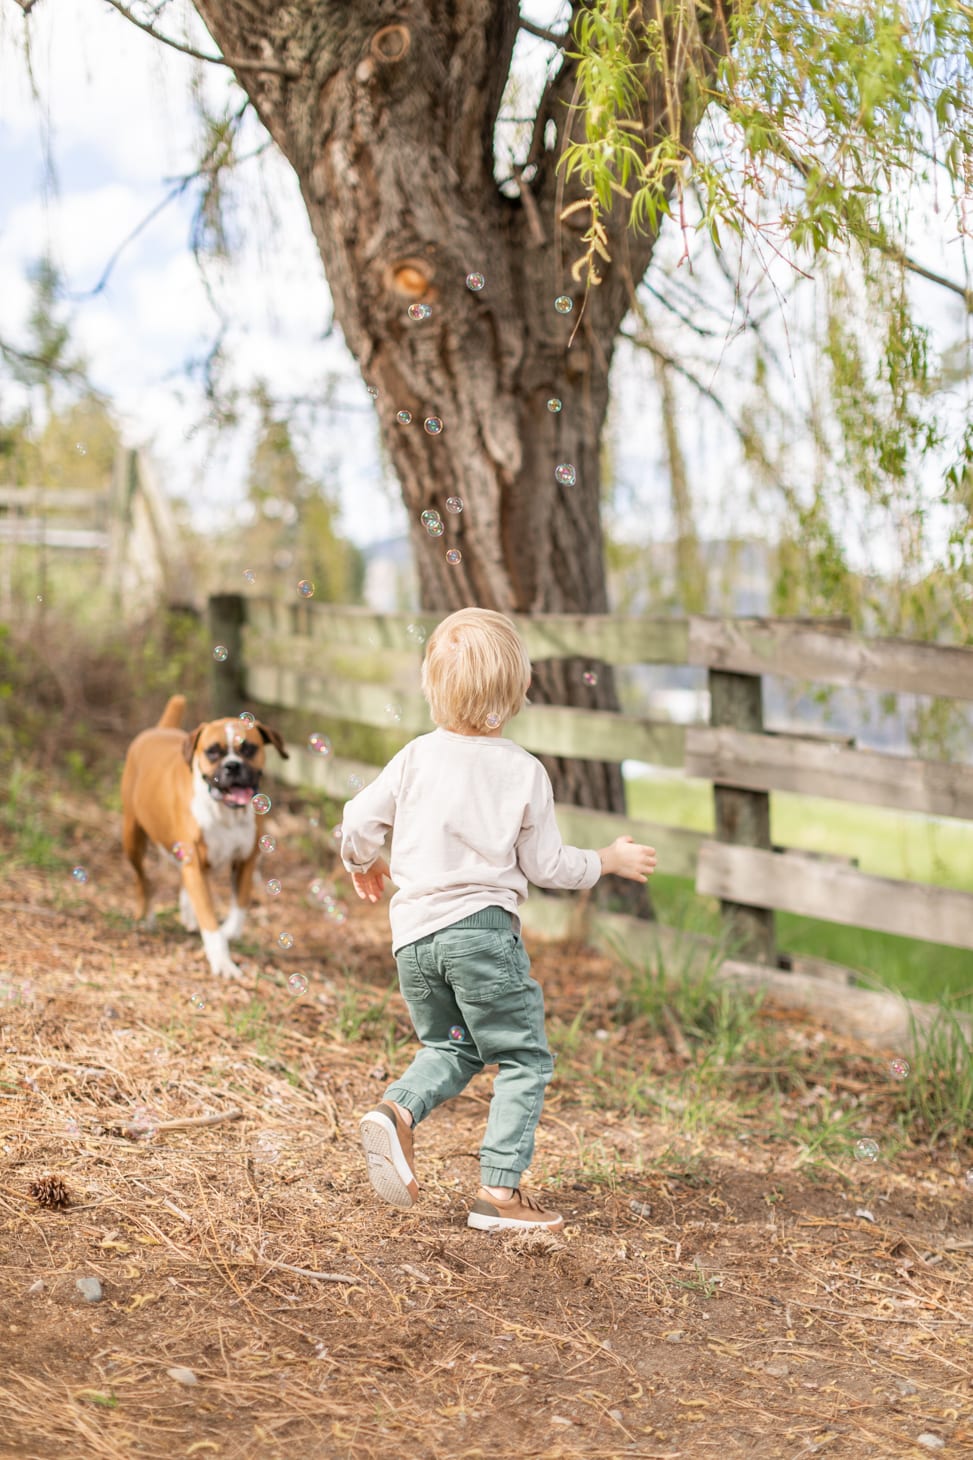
205;759;261;807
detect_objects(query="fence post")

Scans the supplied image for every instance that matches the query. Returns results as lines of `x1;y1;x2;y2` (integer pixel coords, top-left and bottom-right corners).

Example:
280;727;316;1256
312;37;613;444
208;594;247;717
709;668;776;964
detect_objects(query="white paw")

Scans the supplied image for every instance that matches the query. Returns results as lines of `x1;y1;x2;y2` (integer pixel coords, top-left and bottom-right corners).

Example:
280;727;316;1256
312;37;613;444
179;888;199;932
202;928;243;981
220;905;246;942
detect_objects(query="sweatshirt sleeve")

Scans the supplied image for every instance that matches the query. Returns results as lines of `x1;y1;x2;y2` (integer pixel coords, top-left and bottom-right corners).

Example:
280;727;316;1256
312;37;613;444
515;765;601;890
339;754;403;875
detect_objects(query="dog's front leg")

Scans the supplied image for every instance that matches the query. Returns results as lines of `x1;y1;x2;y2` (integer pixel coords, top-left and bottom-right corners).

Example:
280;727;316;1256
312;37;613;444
180;862;243;980
221;852;257;943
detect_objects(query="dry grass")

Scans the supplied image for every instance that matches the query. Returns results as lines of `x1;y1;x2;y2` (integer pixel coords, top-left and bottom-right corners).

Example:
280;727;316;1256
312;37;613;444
1;781;972;1460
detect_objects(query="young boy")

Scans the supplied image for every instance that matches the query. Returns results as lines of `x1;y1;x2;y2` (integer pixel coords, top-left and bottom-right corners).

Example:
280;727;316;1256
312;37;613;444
340;607;656;1232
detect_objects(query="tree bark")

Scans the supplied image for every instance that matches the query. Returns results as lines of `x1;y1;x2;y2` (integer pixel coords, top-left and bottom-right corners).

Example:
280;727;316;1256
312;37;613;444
190;1;726;866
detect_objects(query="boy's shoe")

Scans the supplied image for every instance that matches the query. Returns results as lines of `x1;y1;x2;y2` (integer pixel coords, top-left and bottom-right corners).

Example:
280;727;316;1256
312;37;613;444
359;1103;419;1209
467;1187;564;1232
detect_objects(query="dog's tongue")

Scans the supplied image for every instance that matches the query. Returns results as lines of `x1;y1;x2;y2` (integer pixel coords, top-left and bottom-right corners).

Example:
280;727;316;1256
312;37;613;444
223;786;255;806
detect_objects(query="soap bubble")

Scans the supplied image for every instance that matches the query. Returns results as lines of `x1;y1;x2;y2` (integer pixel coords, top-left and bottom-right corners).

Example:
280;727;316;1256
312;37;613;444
582;670;598;687
445;497;463;514
266;879;282;897
308;732;332;756
396;410;413;425
420;509;441;528
366;385;379;398
212;644;229;662
253;1132;281;1165
407;302;432;320
189;991;206;1011
347;774;363;792
547;397;562;413
297;580;315;598
465;272;485;291
446;549;462;565
425;518;445;538
259;834;277;853
325;902;348;925
385;704;402;723
449;1025;466;1042
76;442;88;455
278;931;294;950
406;623;427;644
239;711;256;727
252;793;272;815
555;463;577;486
965;1169;973;1188
485;713;501;729
288;972;309;995
854;1138;880;1162
889;1057;910;1079
309;878;328;900
130;1106;159;1142
423;416;444;435
243;568;256;583
554;295;573;314
71;866;88;884
172;842;193;864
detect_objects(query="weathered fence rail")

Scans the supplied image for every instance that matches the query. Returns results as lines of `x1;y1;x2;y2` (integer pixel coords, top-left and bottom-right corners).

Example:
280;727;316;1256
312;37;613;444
211;596;973;1023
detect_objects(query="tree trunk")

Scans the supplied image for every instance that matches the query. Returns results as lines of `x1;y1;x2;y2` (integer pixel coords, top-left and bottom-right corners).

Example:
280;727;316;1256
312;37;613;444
191;2;725;882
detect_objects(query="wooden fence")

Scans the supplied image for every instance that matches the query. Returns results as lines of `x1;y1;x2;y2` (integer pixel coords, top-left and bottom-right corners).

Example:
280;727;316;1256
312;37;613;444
209;595;973;1040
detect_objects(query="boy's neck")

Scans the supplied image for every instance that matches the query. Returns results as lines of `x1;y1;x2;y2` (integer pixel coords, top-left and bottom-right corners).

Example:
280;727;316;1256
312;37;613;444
442;724;506;738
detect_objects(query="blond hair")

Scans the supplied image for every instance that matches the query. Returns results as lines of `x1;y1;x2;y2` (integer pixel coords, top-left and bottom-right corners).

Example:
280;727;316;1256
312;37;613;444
421;608;531;734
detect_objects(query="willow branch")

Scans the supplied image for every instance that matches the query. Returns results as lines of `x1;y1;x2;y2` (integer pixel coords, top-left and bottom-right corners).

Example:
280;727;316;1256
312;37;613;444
102;0;300;77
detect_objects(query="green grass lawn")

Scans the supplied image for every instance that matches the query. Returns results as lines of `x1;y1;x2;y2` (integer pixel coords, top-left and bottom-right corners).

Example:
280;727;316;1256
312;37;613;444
626;773;973;1007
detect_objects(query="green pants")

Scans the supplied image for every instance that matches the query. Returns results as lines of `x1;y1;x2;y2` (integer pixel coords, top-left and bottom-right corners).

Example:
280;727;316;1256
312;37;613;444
386;907;554;1188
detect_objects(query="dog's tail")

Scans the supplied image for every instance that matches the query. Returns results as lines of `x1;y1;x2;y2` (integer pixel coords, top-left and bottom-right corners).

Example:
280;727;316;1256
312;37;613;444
157;694;187;729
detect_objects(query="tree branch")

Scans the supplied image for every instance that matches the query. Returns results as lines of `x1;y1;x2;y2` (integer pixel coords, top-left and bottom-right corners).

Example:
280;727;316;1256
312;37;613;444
102;0;300;77
518;16;567;46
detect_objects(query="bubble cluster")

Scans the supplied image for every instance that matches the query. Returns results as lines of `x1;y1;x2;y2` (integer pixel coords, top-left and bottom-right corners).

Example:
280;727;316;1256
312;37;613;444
555;463;577;486
396;410;413;425
266;879;282;897
554;295;573;314
213;644;229;662
889;1057;910;1079
547;397;562;413
278;931;294;950
423;416;444;435
582;670;598;687
189;991;206;1011
449;1025;466;1042
446;549;462;566
252;793;272;815
172;842;193;864
408;302;432;320
854;1138;880;1162
72;866;89;885
308;732;332;756
445;496;464;514
259;833;277;854
297;580;315;599
239;711;256;727
465;272;485;291
243;568;256;584
288;972;309;995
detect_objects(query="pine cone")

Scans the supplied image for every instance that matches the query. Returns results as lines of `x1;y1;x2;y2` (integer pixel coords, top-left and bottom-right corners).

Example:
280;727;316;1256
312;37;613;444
29;1174;71;1210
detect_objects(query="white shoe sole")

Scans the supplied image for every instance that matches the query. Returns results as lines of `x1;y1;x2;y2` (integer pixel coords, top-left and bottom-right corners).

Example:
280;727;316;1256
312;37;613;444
467;1211;564;1232
359;1111;418;1209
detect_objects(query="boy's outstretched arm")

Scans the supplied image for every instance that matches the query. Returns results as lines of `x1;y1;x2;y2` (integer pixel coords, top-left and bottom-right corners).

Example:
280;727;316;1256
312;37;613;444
598;835;657;883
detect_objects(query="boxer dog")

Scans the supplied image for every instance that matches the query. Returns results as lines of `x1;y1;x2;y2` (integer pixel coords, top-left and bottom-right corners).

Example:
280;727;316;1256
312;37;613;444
122;694;288;978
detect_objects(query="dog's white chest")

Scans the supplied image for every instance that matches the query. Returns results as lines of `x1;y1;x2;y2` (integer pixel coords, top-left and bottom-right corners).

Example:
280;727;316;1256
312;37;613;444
189;779;257;867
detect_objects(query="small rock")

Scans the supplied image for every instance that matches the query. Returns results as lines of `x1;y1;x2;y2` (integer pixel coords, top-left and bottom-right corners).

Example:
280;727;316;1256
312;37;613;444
855;1208;875;1222
26;1279;44;1295
664;1330;684;1343
550;1415;574;1426
917;1436;945;1452
608;1409;624;1423
76;1277;103;1303
166;1366;198;1386
764;1363;789;1377
594;1029;610;1041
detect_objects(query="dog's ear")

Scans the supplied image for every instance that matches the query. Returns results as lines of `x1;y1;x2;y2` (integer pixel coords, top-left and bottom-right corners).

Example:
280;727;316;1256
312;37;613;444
182;725;205;765
256;722;288;759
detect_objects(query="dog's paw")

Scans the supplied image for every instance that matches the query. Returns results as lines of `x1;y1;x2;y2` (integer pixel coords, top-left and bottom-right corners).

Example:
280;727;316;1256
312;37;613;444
202;929;243;980
220;906;246;942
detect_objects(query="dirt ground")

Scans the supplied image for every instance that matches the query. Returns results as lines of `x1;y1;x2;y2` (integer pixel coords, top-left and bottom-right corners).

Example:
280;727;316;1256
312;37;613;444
1;779;972;1460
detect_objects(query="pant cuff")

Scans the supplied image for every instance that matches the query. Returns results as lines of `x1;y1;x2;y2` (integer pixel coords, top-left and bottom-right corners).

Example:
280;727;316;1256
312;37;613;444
480;1165;523;1188
382;1087;427;1124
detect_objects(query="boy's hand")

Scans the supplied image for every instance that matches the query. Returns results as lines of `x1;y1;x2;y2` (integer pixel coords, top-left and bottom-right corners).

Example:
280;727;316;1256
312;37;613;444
351;858;391;903
598;835;657;883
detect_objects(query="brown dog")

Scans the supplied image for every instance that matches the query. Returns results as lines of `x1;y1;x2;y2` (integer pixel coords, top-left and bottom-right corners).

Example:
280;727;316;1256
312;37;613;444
122;694;288;978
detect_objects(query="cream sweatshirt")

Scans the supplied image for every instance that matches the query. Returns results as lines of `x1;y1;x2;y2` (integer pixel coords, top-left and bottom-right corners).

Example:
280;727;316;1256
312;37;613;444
340;728;601;952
